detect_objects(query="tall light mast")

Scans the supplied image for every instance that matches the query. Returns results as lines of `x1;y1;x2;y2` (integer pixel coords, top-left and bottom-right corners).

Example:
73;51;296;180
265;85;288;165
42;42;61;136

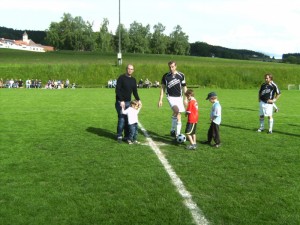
117;0;122;65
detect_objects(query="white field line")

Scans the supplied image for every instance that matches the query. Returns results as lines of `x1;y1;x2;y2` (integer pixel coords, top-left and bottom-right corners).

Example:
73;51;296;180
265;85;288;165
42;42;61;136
139;123;209;225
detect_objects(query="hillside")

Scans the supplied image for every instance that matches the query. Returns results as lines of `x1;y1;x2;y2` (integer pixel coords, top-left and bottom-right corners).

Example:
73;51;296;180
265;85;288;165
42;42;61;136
0;49;299;89
0;27;47;45
1;26;271;61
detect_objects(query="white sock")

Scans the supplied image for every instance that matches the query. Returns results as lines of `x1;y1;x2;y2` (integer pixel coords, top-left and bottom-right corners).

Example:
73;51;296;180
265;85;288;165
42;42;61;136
176;122;182;136
269;118;274;131
171;116;177;131
260;118;264;129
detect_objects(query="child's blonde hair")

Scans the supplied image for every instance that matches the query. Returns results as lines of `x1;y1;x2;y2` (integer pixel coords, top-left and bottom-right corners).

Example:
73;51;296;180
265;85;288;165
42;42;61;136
130;100;140;109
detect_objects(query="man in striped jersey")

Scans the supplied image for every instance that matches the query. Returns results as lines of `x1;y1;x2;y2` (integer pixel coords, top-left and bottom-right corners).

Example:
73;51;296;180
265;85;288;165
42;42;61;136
258;73;281;134
158;61;187;138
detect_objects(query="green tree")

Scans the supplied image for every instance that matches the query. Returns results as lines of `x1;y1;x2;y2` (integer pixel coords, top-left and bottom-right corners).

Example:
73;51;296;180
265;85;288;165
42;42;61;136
286;56;298;64
46;13;94;51
113;24;130;53
95;18;113;52
72;16;95;51
150;23;169;54
128;21;151;53
45;22;62;49
168;25;190;55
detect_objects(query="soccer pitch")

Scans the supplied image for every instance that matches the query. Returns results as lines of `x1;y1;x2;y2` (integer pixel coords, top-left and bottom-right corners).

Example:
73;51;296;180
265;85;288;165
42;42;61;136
1;88;299;225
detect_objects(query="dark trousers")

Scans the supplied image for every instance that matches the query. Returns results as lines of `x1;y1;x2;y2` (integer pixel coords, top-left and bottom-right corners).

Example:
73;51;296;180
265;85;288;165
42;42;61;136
208;122;221;144
115;101;130;139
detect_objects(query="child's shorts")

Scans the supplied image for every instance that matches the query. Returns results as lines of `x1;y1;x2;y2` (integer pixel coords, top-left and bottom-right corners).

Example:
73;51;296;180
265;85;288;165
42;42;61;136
185;123;197;135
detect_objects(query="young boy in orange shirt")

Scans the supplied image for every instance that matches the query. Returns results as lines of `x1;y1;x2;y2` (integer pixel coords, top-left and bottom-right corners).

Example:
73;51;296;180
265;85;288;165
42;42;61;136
184;89;199;150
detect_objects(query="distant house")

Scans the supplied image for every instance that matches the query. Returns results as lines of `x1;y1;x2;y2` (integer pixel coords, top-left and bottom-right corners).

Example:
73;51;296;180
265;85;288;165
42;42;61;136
0;32;54;52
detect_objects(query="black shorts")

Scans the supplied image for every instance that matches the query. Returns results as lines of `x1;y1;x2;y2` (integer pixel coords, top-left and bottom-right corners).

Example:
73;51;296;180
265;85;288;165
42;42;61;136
185;123;197;135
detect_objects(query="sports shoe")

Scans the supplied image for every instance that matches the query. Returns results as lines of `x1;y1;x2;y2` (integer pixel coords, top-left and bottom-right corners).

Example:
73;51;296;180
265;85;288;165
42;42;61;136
133;140;141;144
127;140;133;144
274;108;279;113
117;137;123;143
267;131;272;134
212;143;221;148
170;130;176;137
257;128;264;132
186;145;196;150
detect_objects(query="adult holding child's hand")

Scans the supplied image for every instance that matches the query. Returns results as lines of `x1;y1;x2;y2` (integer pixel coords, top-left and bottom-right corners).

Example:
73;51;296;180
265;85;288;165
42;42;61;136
115;64;141;143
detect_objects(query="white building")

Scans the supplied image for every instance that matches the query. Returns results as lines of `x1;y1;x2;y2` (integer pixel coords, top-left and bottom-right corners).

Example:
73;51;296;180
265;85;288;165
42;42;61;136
0;32;54;52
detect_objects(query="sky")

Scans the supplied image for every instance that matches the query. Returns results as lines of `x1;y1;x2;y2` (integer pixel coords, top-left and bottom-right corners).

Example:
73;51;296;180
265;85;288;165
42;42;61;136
1;0;300;58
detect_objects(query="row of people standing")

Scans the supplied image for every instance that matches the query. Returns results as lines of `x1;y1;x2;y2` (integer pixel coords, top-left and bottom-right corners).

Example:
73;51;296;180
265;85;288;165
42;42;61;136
25;79;42;88
138;79;160;88
114;61;281;149
107;79;117;88
45;79;71;89
0;79;43;88
0;78;74;89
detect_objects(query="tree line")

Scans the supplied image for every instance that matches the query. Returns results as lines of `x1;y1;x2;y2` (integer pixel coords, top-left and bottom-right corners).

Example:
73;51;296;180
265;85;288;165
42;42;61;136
282;53;300;64
45;13;190;55
0;13;287;61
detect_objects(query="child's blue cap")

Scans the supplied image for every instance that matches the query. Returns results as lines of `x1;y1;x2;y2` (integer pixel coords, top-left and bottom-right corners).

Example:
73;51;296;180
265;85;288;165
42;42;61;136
206;92;217;100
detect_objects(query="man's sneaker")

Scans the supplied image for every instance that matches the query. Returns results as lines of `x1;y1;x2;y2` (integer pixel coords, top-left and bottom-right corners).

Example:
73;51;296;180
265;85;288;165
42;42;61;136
274;108;279;113
257;128;264;132
200;141;211;145
170;130;176;137
212;143;221;148
186;145;196;150
117;137;123;143
268;131;273;134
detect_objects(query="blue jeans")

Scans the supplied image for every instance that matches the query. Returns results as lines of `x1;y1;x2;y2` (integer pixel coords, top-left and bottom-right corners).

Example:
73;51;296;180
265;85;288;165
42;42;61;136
115;101;130;139
129;123;138;142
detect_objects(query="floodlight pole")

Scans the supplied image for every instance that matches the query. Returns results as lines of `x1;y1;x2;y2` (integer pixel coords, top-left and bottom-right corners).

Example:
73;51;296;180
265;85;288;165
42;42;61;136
117;0;122;65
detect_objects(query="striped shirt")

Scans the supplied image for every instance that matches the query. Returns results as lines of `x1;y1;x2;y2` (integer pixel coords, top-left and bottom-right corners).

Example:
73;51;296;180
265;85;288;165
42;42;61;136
259;81;281;103
161;72;186;97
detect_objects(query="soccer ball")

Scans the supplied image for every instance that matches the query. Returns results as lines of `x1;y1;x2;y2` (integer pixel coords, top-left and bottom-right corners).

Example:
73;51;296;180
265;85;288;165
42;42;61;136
176;134;186;143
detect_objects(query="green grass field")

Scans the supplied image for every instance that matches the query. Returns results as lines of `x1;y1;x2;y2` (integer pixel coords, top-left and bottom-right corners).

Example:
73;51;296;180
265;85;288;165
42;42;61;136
1;49;300;88
1;88;299;225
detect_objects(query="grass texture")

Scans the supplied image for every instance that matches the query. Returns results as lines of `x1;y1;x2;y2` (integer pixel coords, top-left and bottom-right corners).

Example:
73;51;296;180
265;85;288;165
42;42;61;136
1;88;300;225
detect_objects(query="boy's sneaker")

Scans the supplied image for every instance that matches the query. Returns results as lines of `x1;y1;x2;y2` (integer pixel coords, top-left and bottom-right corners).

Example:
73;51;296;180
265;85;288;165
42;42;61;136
127;140;133;144
133;140;140;144
257;128;264;132
186;145;196;150
274;108;279;113
170;130;176;137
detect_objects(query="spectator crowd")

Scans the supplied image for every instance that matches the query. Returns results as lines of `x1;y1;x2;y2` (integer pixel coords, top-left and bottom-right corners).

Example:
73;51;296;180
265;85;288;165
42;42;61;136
107;78;160;89
0;78;75;89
